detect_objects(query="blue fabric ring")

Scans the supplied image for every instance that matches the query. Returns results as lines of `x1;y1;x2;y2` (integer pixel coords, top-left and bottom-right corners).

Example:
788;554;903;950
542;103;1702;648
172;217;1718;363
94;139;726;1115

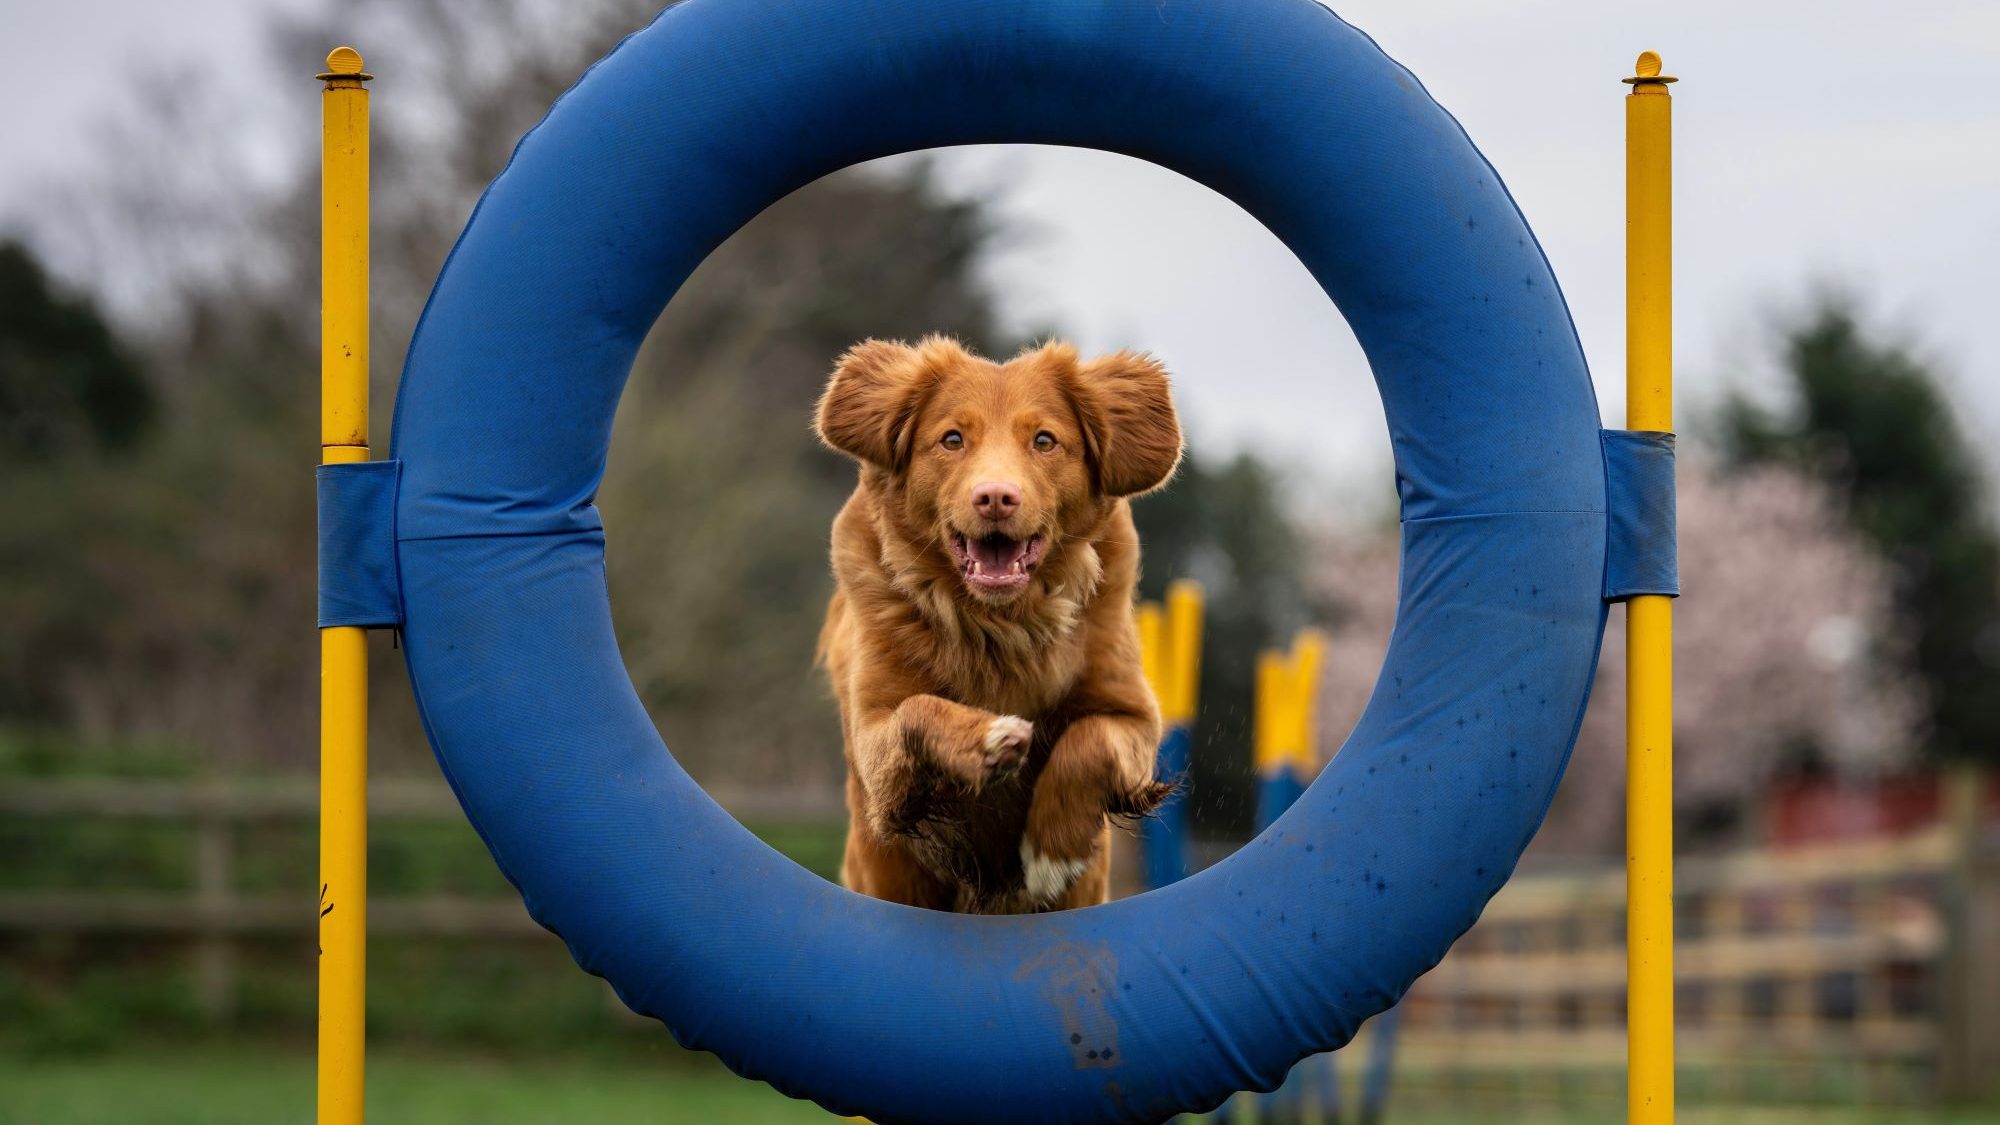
388;2;1609;1121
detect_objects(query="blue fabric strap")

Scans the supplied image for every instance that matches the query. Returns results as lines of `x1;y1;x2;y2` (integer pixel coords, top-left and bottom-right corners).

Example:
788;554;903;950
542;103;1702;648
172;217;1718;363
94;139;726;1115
317;460;404;628
1602;429;1678;601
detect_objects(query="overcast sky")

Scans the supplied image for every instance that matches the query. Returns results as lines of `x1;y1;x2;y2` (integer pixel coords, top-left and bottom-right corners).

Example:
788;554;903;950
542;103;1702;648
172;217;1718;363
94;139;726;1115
5;0;1997;495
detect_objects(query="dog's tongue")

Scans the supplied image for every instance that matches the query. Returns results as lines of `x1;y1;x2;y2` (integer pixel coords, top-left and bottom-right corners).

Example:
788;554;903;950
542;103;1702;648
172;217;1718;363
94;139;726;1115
972;534;1026;570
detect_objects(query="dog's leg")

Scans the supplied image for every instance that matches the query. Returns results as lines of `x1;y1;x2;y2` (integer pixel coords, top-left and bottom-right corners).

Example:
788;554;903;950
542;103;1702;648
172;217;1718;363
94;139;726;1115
1021;713;1172;905
851;694;1030;839
841;776;957;909
1041;823;1114;912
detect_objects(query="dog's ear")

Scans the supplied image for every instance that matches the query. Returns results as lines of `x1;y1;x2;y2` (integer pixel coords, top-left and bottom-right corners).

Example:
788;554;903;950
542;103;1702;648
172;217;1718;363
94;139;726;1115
1065;350;1183;498
814;339;940;470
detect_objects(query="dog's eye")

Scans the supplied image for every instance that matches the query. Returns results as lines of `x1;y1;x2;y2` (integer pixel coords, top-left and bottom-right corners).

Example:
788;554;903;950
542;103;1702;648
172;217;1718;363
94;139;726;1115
940;430;964;451
1033;431;1057;453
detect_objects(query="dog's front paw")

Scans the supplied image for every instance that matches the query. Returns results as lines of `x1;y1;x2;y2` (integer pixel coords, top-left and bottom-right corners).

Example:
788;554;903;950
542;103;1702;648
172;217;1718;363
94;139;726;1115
1019;840;1090;904
983;715;1033;774
1020;780;1105;905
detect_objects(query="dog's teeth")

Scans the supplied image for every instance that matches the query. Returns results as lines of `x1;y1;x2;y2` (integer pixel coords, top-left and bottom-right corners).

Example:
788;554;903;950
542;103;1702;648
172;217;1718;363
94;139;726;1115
970;561;983;577
1011;560;1023;575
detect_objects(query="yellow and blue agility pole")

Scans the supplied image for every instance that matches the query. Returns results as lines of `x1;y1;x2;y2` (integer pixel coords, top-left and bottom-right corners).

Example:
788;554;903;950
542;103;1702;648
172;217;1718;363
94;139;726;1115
1137;580;1203;889
1625;49;1677;1125
1254;630;1323;820
1234;632;1327;1123
317;45;371;1125
1223;630;1398;1124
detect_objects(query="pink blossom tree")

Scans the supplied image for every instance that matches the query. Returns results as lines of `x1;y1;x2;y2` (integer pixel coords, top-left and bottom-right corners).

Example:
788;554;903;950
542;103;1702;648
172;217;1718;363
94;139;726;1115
1307;458;1922;856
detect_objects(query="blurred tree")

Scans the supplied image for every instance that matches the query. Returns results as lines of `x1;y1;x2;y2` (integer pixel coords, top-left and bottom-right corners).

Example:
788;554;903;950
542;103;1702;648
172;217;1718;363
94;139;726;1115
603;165;1021;787
3;0;1025;786
1720;294;2000;765
0;241;152;462
1132;450;1314;837
1310;458;1922;856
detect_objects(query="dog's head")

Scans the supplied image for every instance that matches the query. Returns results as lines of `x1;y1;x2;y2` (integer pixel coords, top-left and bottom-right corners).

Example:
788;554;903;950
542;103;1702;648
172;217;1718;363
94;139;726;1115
815;336;1181;605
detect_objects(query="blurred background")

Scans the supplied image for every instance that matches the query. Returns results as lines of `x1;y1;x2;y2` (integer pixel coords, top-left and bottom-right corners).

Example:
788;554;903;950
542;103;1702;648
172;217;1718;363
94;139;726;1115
3;0;1998;1122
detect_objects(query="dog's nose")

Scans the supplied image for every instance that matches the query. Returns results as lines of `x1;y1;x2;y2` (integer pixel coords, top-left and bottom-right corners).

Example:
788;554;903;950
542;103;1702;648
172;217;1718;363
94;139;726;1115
971;481;1021;520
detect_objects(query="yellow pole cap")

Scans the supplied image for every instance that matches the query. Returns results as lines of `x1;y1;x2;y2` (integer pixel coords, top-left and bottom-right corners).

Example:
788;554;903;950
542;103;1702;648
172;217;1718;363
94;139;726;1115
1622;50;1677;86
319;46;373;82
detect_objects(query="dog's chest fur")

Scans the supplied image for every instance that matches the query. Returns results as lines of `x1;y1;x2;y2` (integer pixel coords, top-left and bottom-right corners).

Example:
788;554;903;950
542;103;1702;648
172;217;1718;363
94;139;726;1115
893;573;1096;912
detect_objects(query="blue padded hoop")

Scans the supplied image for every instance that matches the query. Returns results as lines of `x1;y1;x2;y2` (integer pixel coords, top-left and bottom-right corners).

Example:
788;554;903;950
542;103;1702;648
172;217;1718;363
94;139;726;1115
389;2;1608;1121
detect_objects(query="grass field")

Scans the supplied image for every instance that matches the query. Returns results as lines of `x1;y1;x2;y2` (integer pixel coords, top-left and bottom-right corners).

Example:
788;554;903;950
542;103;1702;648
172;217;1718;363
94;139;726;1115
0;1046;837;1125
2;1046;1995;1125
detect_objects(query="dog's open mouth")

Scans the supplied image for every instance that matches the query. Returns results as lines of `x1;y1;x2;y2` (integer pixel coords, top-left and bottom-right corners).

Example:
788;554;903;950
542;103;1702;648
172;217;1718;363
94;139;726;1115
948;531;1045;593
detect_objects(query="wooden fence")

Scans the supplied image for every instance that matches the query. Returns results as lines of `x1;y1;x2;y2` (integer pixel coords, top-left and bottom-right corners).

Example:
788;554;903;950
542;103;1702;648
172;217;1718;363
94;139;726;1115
5;775;1995;1105
1393;796;2000;1107
0;775;840;1026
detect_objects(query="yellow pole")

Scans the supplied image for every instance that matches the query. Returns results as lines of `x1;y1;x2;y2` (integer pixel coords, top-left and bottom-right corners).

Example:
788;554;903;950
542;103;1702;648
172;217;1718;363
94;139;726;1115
1137;601;1166;713
1624;49;1675;1125
1163;580;1205;726
318;45;371;1125
1288;630;1326;772
1253;649;1285;774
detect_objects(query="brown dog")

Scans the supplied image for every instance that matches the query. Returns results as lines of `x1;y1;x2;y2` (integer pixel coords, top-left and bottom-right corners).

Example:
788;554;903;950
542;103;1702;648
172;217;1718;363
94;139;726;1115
814;336;1181;914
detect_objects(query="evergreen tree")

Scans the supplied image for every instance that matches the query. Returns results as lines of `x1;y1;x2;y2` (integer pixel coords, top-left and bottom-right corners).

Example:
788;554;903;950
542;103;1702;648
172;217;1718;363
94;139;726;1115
1720;294;2000;764
0;241;152;461
1132;450;1312;836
